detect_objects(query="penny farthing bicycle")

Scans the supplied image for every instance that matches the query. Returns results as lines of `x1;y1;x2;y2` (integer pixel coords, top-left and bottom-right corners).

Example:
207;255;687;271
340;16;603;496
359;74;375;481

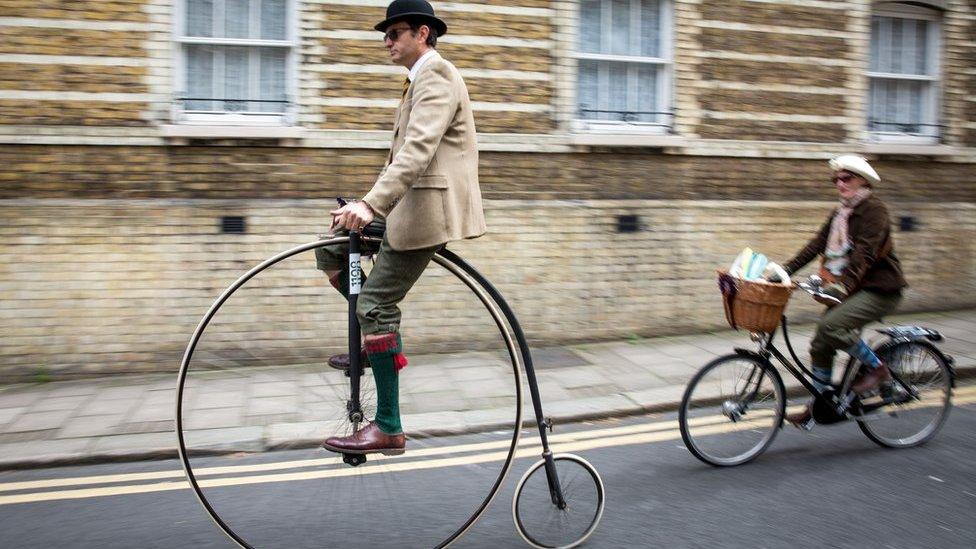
176;218;605;548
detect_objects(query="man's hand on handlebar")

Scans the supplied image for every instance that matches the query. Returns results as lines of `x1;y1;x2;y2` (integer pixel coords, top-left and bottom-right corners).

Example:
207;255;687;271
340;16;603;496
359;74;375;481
331;200;375;231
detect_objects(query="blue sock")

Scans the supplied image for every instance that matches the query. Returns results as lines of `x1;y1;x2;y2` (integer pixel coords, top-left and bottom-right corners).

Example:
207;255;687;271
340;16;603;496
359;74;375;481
812;366;833;392
848;340;882;369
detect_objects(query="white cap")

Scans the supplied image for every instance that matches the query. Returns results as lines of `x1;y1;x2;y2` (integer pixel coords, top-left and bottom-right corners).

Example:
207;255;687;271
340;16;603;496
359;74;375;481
828;154;880;185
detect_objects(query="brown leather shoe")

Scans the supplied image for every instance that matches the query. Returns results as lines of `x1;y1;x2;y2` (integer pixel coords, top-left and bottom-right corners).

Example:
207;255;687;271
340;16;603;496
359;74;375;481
851;363;892;395
327;350;371;370
322;422;405;456
785;402;815;430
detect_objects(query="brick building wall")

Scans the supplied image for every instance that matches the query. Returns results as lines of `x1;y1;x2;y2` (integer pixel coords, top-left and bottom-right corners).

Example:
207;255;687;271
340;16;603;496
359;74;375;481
0;0;974;379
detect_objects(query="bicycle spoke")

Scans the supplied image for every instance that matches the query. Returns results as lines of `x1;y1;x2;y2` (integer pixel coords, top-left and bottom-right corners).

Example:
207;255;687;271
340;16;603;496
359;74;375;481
680;355;785;466
858;342;951;448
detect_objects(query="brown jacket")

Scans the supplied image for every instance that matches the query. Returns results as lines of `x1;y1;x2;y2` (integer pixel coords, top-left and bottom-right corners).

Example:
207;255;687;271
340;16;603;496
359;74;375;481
363;51;486;251
784;195;907;294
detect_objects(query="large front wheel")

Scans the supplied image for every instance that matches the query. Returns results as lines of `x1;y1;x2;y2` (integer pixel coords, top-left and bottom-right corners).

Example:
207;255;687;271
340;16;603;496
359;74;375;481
175;239;524;549
679;354;786;467
513;454;605;549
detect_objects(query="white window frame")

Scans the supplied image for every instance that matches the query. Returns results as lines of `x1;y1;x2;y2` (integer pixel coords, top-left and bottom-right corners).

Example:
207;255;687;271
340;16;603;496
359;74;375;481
867;2;942;144
571;0;674;135
173;0;298;126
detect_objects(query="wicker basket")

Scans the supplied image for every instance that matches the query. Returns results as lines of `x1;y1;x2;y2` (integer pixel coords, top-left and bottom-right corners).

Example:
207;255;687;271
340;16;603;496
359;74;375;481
718;270;794;333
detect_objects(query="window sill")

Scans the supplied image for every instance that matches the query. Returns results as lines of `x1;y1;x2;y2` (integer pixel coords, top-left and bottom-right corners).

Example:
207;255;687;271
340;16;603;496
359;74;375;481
569;132;686;148
160;125;305;140
861;142;956;156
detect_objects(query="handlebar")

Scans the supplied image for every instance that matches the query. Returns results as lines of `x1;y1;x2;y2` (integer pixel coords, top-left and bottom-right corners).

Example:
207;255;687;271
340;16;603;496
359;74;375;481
794;275;842;305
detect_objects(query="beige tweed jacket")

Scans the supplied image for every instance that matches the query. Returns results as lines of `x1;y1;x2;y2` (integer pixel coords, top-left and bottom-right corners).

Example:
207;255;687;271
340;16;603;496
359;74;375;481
363;50;486;251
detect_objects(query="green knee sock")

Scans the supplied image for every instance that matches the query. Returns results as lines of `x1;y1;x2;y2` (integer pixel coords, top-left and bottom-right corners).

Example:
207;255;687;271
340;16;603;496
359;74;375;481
364;333;408;435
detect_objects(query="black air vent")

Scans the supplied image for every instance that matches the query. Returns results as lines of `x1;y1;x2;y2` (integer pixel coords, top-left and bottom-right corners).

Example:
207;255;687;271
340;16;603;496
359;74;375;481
221;216;247;234
898;216;917;232
617;214;640;233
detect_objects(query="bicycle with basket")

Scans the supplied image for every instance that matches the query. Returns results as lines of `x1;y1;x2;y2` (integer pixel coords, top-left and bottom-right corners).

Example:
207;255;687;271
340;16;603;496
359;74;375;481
677;269;955;467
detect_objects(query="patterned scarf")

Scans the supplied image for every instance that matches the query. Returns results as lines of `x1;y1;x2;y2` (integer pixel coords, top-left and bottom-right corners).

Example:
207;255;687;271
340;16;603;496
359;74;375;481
823;187;872;275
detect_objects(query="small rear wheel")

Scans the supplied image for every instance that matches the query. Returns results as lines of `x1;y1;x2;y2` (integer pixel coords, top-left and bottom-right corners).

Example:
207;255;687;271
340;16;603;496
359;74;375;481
679;354;785;467
513;454;605;549
857;341;952;448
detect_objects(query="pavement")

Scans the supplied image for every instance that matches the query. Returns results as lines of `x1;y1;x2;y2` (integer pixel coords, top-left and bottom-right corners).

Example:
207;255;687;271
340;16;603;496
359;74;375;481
1;308;974;469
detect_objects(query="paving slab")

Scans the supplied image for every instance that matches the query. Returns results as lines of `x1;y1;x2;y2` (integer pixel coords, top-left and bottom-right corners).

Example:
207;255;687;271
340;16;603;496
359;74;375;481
0;391;45;408
0;406;26;426
0;438;93;468
88;432;180;458
6;409;75;433
57;414;126;438
77;398;138;417
179;426;265;453
182;407;244;430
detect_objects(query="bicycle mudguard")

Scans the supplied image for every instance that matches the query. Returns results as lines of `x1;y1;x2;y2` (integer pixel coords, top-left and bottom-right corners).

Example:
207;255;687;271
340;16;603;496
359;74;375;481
876;325;943;342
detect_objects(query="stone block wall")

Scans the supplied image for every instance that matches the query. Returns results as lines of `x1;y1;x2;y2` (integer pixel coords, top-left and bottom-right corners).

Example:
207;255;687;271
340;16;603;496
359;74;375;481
2;146;974;380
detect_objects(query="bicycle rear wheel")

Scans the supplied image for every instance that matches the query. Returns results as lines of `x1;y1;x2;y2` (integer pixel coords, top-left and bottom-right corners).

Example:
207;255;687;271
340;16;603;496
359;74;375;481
857;341;952;448
513;454;605;549
176;238;523;548
679;354;785;467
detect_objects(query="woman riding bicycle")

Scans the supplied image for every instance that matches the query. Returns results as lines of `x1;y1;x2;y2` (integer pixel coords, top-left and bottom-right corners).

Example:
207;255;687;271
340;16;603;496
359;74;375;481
780;155;908;429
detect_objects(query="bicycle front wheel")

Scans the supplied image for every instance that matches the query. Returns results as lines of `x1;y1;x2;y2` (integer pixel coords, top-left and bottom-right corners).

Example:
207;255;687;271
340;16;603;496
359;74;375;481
513;454;605;549
857;341;952;448
176;238;524;549
679;354;785;467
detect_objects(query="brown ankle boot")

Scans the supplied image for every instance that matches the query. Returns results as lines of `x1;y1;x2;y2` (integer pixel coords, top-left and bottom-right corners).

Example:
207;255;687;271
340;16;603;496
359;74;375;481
322;422;405;456
851;363;891;395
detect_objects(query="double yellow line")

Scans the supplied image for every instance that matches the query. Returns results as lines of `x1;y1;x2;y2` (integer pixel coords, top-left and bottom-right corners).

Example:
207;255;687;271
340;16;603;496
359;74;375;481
1;386;972;506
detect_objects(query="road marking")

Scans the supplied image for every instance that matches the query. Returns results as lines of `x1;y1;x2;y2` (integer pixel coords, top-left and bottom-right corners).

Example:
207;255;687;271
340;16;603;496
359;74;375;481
0;417;776;506
1;388;972;505
0;411;737;493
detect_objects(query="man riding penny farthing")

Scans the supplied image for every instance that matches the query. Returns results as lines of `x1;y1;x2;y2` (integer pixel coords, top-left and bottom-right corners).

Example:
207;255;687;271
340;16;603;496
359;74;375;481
177;2;605;548
315;0;486;459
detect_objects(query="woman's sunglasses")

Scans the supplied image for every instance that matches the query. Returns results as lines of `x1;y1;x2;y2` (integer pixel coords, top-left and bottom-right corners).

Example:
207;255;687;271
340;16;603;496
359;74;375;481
832;173;858;184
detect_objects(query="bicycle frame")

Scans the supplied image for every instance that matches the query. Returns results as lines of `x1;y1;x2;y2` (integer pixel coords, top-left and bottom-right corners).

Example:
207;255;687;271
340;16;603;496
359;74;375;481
743;315;923;421
438;248;567;509
340;233;567;504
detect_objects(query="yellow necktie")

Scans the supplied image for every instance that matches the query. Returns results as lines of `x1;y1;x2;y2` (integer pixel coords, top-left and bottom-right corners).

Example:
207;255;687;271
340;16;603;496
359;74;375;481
401;77;410;99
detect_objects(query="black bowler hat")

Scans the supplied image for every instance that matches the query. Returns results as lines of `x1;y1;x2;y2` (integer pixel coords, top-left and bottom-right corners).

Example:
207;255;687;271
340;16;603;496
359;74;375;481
374;0;447;37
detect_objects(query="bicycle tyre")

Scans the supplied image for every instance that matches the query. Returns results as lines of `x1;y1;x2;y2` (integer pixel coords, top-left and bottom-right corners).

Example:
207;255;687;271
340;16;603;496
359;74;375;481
857;341;952;449
175;237;524;549
679;354;786;467
513;453;606;549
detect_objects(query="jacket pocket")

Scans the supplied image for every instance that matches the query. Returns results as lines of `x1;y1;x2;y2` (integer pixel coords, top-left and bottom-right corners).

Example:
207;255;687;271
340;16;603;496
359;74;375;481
413;175;448;189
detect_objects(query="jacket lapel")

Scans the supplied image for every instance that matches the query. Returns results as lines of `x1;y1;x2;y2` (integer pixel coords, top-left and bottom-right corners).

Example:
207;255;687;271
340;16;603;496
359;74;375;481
390;52;442;140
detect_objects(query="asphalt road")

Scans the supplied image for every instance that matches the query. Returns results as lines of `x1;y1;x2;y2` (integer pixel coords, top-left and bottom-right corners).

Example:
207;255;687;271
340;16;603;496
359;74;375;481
1;387;974;549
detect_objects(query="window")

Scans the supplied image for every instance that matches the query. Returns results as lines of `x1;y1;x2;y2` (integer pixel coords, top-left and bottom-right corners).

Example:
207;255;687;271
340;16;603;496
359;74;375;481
175;0;294;124
867;3;941;142
574;0;672;133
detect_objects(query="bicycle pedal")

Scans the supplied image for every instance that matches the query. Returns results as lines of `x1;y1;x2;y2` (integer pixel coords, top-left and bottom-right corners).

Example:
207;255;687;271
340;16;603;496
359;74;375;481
786;418;815;432
342;453;368;467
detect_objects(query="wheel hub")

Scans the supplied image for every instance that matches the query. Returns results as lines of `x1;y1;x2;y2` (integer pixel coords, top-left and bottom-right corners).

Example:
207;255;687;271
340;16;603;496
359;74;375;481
722;400;743;422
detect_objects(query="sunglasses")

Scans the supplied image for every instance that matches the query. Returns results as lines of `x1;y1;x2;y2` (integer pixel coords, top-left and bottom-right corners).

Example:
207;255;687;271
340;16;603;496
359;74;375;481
831;173;858;184
383;26;413;42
